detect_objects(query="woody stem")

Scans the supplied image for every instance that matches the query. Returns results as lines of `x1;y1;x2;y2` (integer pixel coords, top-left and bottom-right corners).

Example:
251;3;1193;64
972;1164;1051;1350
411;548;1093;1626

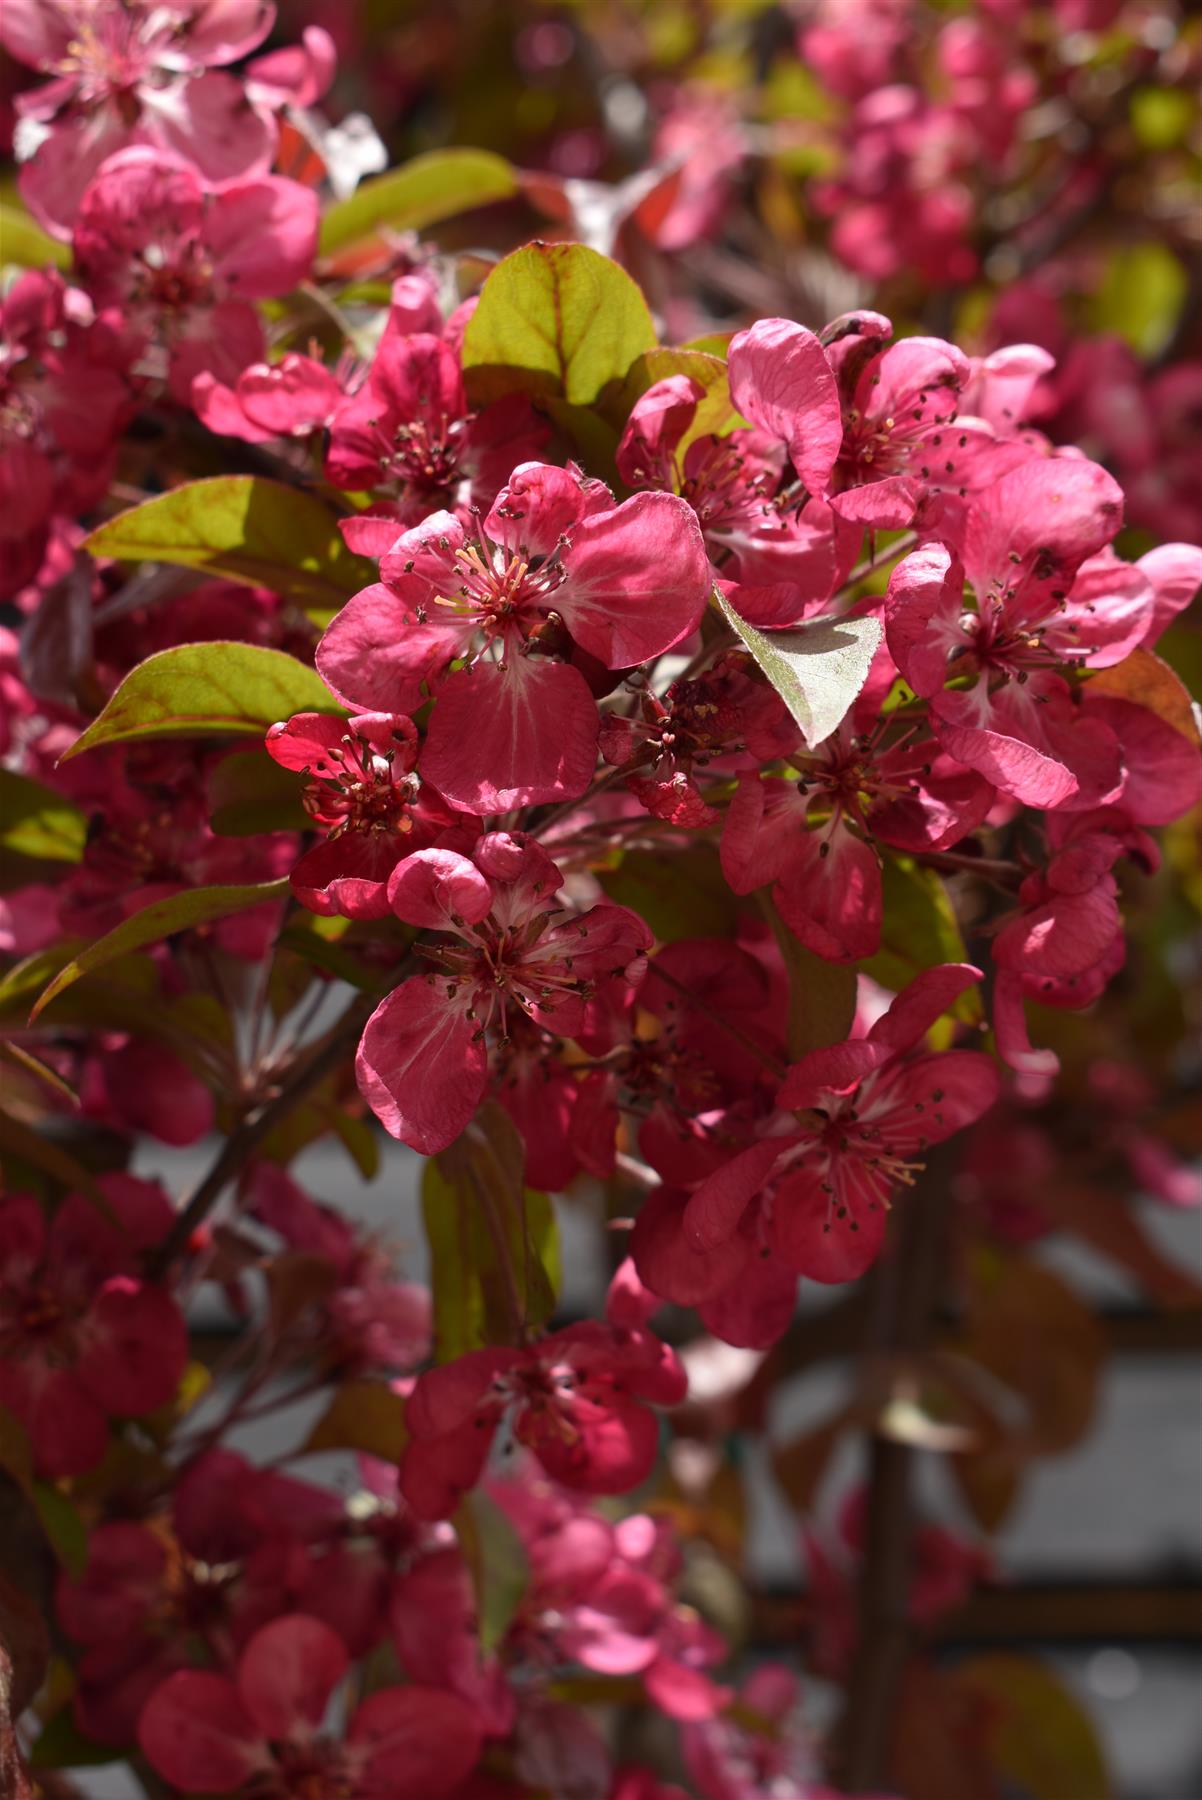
830;1146;954;1790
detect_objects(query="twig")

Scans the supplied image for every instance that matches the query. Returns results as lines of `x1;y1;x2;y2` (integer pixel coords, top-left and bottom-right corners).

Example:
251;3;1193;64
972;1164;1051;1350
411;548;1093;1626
148;999;373;1276
839;531;918;592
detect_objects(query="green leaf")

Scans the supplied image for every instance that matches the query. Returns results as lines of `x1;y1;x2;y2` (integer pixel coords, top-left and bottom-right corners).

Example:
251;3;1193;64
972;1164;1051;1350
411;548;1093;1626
1089;241;1187;358
715;594;882;747
456;1490;530;1654
0;770;87;863
599;844;739;942
611;347;738;446
0;200;70;270
422;1102;559;1361
29;1709;123;1770
82;476;372;612
462;241;657;407
956;1655;1112;1800
208;749;310;836
63;642;342;759
302;1380;409;1462
32;1483;87;1576
278;915;384;990
319;148;518;254
863;856;978;1030
29;879;288;1020
759;895;857;1056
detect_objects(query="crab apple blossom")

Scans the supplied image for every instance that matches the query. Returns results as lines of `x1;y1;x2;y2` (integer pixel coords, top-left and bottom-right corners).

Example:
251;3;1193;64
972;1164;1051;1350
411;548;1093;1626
265;710;475;918
72;146;318;403
804;1489;991;1680
664;966;1000;1286
2;8;1199;1790
399;1315;685;1519
0;268;133;597
138;1613;483;1796
617;318;849;597
55;741;296;949
193;350;343;445
0;1178;187;1477
55;1450;348;1744
317;462;711;809
356;834;653;1152
885;456;1130;807
719;717;995;962
3;0;279;231
599;654;799;827
246;1164;432;1372
326;324;549;537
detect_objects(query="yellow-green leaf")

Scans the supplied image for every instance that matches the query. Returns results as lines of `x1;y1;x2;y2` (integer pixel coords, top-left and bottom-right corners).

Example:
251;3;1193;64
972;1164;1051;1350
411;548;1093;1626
30;880;289;1019
63;643;342;759
83;476;372;612
462;241;657;407
0;200;70;270
319;148;518;255
0;770;87;863
422;1102;559;1360
1089;242;1187;358
864;856;980;1029
611;346;738;447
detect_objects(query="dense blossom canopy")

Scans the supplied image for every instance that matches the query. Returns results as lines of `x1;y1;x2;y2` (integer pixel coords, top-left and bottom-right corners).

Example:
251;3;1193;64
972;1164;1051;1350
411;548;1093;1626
0;1;1198;1797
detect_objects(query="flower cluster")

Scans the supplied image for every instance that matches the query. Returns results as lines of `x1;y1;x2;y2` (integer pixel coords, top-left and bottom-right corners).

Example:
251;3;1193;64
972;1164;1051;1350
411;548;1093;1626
1;2;1198;1796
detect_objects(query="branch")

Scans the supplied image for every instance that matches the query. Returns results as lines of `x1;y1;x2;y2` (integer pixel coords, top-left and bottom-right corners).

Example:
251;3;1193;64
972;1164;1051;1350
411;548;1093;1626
829;1152;955;1791
148;998;373;1276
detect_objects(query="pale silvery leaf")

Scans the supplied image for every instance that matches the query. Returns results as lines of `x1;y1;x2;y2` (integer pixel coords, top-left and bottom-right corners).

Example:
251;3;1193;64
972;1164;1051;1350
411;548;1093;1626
716;592;882;747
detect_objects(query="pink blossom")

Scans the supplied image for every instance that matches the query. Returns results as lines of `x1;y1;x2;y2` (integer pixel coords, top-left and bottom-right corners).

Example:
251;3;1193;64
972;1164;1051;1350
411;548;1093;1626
616;320;846;596
804;1488;989;1680
599;656;798;828
194;351;342;444
0;1177;187;1477
138;1613;483;1795
73;147;318;404
886;457;1129;807
494;1468;729;1718
0;269;133;597
265;710;476;918
720;713;994;960
990;830;1127;1075
56;1449;344;1743
326;326;548;534
56;742;296;951
247;1164;432;1373
356;835;652;1153
830;331;990;529
88;1035;215;1146
400;1319;686;1518
5;0;279;231
680;1664;811;1800
318;465;710;810
637;89;745;251
667;966;999;1287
